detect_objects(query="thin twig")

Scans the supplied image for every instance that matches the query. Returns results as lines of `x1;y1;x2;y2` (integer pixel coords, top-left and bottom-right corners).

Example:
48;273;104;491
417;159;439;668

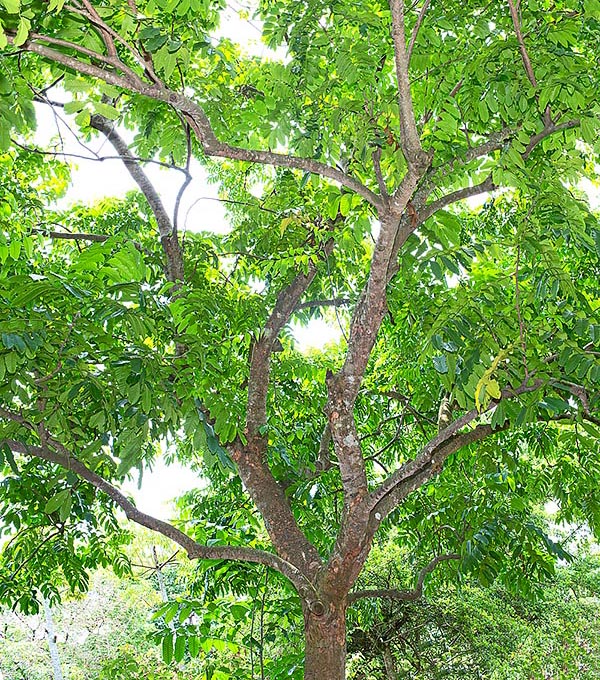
407;0;432;63
506;0;537;88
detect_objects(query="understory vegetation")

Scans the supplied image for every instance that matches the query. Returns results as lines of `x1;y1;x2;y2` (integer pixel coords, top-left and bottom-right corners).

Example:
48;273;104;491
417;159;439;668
2;536;599;680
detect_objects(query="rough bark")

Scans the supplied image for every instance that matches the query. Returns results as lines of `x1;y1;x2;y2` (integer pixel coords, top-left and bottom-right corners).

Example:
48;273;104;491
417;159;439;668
303;600;347;680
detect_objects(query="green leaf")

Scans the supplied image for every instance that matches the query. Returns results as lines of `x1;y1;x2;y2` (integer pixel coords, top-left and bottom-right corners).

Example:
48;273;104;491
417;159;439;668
188;635;200;658
1;443;19;474
162;602;179;624
13;17;31;47
64;101;85;114
162;633;174;664
174;635;186;662
92;101;120;121
75;110;91;127
486;379;501;400
44;489;71;515
339;193;352;217
0;0;19;14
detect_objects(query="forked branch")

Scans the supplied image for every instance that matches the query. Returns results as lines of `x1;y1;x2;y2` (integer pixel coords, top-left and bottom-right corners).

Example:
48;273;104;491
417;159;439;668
246;237;335;439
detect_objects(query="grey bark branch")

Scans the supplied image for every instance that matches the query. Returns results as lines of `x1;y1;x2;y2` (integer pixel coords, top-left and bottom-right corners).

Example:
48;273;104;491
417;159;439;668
348;553;460;603
42;595;64;680
419;176;496;223
64;2;158;79
33;230;108;242
88;114;185;283
523;119;579;158
13;135;187;172
296;298;352;310
411;119;580;233
388;0;428;172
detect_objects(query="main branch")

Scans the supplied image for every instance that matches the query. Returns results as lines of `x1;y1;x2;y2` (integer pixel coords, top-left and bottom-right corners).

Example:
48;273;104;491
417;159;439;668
13;37;382;209
370;380;545;522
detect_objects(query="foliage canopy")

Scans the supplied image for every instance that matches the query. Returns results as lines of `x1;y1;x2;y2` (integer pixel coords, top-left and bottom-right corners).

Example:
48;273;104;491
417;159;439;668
0;0;599;676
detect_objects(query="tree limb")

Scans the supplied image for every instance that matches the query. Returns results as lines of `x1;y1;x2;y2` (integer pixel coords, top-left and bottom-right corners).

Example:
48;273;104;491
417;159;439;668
419;175;496;224
246;237;335;439
506;0;538;89
26;32;145;88
32;230;108;242
295;298;352;310
0;438;312;593
12;136;188;173
232;239;337;580
13;36;382;209
88;114;184;282
348;553;460;602
388;0;427;171
417;119;580;227
372;147;389;200
407;0;432;63
523;119;579;158
65;0;157;80
369;379;545;521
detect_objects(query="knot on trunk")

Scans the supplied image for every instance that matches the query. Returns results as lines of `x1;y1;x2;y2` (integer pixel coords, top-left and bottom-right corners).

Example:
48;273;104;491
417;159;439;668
308;599;327;617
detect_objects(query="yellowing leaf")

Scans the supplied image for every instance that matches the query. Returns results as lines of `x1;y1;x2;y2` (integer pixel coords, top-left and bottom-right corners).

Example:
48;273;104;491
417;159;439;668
487;379;501;400
0;0;19;14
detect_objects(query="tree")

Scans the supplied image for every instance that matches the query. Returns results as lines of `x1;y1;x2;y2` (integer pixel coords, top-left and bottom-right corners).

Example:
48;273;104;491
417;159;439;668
0;0;599;677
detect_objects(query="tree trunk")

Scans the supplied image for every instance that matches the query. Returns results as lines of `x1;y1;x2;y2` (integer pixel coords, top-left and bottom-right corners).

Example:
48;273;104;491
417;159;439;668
382;642;398;680
303;601;346;680
41;596;64;680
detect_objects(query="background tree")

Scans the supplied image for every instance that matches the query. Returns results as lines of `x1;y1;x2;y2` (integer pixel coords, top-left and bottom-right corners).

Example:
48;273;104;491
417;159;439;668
1;0;599;677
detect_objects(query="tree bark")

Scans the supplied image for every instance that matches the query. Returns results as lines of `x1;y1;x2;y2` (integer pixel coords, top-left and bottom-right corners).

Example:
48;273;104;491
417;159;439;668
303;601;347;680
41;596;64;680
382;642;398;680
